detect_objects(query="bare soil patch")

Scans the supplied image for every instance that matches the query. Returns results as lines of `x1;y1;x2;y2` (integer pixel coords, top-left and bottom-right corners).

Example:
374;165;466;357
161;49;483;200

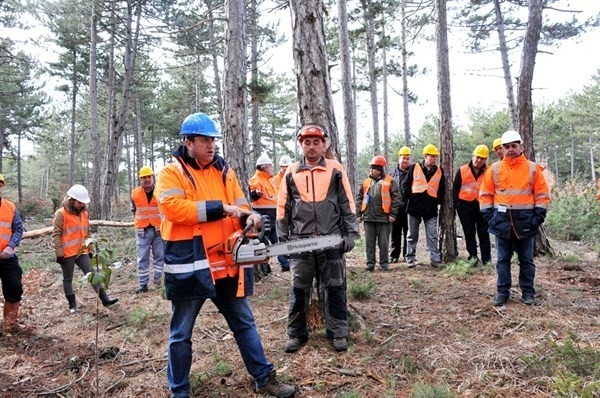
1;229;599;398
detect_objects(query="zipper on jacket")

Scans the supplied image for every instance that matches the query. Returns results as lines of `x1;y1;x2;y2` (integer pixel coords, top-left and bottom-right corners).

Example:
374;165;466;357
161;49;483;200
310;170;319;236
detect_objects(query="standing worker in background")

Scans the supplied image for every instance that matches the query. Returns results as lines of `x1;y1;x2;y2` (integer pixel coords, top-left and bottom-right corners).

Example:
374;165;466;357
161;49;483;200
402;144;445;268
277;123;359;353
249;154;290;272
155;112;295;398
53;184;118;313
390;147;412;263
0;174;25;332
274;155;292;188
453;145;491;266
492;138;505;161
131;166;164;293
480;130;550;306
356;155;401;271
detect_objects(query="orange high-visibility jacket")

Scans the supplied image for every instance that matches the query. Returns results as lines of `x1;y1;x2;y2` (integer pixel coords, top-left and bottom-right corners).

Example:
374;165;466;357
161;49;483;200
54;207;89;258
458;164;485;202
479;154;550;239
412;163;442;197
0;199;16;251
155;145;253;301
360;175;393;213
131;186;161;229
276;157;358;240
248;170;278;209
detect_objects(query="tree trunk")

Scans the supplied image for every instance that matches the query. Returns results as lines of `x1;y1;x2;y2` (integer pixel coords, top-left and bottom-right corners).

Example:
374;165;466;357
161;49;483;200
205;0;223;122
103;0;141;220
516;0;552;256
249;0;260;162
435;0;457;262
337;0;358;193
381;11;389;160
89;1;102;220
290;0;339;159
401;0;411;146
361;0;380;155
69;49;78;187
223;0;250;191
493;0;518;129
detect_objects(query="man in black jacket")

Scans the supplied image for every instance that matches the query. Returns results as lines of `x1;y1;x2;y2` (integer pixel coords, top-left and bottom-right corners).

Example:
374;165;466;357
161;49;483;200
389;147;412;263
402;144;445;268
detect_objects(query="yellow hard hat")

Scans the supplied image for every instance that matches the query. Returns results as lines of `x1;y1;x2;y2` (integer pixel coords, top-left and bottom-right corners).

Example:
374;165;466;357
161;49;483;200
0;174;5;184
422;144;440;156
398;146;412;156
492;138;502;150
139;166;154;178
473;145;489;158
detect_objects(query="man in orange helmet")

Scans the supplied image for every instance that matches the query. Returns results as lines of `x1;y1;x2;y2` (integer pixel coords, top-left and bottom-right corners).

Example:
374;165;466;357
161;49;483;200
357;155;401;271
480;130;550;307
277;123;358;353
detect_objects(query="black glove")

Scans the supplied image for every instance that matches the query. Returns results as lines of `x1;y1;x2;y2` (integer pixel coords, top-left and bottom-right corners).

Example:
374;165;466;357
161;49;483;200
342;236;355;253
250;189;263;201
88;252;94;259
56;256;66;265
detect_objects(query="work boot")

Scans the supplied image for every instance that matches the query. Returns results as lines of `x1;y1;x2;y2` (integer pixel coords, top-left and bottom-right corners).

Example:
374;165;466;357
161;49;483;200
135;285;148;294
332;337;348;352
66;294;77;314
98;288;119;307
493;295;508;307
3;301;21;332
256;370;296;397
407;259;417;269
284;336;308;353
523;295;536;306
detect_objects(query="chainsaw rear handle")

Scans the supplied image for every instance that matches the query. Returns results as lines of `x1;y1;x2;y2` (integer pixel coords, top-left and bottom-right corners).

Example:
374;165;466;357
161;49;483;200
240;214;270;242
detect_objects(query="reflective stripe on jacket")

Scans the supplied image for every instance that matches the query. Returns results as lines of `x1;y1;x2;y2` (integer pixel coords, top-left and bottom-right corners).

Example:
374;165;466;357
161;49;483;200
249;170;278;209
0;199;16;251
360;175;392;213
57;208;89;257
131;186;161;229
155;145;252;300
479;154;550;239
412;163;441;197
458;164;484;202
276;157;358;240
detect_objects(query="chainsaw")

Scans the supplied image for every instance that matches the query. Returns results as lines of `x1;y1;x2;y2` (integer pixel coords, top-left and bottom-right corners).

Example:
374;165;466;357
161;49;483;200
215;215;343;265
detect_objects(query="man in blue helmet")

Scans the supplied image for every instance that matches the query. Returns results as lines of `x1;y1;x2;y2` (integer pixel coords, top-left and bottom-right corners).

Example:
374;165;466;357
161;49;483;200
155;112;296;398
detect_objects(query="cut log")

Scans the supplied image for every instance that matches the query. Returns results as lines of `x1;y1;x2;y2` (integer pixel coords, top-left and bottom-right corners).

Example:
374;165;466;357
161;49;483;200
23;220;134;239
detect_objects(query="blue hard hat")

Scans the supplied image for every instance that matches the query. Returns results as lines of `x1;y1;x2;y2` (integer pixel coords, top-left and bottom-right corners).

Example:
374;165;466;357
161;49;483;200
180;112;222;138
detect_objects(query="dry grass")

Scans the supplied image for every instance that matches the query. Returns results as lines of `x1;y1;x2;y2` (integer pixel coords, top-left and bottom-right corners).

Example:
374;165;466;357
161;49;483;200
0;230;599;397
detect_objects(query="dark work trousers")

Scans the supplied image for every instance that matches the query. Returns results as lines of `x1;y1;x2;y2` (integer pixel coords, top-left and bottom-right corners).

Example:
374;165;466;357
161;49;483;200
364;221;392;268
390;208;408;260
0;255;23;303
456;202;491;263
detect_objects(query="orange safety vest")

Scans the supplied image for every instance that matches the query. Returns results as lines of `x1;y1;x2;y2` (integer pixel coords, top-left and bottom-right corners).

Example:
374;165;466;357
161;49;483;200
360;175;392;213
248;170;278;209
412;163;442;198
131;186;161;229
59;208;89;257
156;151;253;297
479;156;550;211
0;199;16;251
458;164;484;202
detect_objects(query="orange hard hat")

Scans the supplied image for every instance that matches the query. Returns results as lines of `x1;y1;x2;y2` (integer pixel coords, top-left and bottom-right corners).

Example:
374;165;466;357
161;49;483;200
297;123;328;142
369;155;387;167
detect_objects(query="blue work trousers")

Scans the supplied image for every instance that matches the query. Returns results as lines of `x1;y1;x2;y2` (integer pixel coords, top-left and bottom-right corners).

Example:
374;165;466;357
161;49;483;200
167;277;273;398
495;235;535;298
135;226;164;286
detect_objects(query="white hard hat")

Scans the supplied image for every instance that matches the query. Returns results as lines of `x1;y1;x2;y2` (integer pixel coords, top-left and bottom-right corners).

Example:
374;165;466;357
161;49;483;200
501;130;522;145
67;184;91;204
256;154;273;166
279;155;292;166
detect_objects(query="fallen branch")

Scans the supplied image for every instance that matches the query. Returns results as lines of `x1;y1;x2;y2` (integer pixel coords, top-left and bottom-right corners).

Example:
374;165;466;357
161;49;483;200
38;361;90;396
120;355;168;367
24;220;134;239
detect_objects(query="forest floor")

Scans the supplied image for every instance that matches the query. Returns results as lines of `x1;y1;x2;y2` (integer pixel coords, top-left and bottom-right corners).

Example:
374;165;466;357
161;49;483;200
1;223;599;398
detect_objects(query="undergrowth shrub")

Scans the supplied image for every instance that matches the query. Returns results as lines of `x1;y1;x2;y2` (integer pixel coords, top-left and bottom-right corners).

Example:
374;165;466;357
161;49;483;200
545;181;600;242
347;273;375;300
